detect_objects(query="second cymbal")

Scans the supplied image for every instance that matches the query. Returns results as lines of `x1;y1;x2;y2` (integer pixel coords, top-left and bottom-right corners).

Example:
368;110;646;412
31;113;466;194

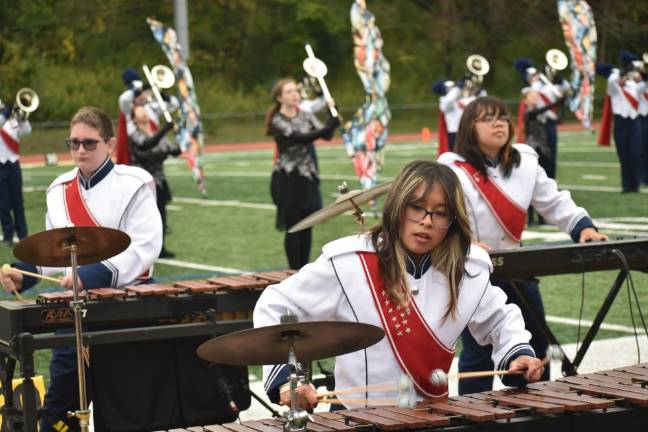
13;226;131;267
197;321;385;366
288;181;392;233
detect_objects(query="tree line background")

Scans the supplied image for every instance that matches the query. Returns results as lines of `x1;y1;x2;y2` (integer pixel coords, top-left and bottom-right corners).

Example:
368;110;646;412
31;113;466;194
0;0;646;139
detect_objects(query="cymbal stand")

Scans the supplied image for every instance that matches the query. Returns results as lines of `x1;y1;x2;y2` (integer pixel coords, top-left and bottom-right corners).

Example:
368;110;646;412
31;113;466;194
348;198;365;230
279;312;310;432
64;243;91;432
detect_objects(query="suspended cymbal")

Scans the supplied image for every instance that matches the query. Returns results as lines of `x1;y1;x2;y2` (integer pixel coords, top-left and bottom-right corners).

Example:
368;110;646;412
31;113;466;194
288;181;392;233
196;321;385;365
13;227;131;267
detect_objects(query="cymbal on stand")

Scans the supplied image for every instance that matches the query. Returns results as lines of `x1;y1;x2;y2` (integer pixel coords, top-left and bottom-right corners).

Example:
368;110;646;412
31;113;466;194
288;181;392;233
196;321;385;365
13;227;131;267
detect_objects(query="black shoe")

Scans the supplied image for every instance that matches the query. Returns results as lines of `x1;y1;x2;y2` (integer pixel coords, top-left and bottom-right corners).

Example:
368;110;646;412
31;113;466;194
2;240;14;248
159;249;176;259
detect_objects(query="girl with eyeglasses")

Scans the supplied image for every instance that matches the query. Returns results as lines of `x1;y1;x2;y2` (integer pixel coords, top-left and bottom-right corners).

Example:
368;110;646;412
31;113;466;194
254;160;543;410
438;96;607;395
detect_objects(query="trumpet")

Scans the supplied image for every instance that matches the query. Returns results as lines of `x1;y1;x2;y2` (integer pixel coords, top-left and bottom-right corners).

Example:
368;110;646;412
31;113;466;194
142;64;175;123
13;87;39;121
463;54;489;97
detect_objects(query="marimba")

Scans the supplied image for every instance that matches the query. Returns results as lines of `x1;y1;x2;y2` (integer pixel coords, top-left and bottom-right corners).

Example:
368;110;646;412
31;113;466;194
174;364;648;432
0;269;295;432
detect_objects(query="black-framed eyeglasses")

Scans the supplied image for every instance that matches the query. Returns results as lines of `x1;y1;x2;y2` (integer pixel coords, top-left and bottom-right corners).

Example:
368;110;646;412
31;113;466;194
65;138;103;151
477;114;511;125
405;204;455;228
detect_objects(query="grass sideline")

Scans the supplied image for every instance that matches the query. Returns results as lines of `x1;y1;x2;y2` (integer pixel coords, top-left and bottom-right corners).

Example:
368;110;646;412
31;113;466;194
2;130;647;385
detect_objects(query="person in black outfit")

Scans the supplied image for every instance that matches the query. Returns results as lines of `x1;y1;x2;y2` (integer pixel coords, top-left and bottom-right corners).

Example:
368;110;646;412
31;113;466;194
264;78;340;269
129;105;181;258
522;89;566;225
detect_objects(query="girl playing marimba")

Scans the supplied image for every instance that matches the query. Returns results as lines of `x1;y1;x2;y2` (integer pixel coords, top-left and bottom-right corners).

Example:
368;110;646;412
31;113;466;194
253;160;544;410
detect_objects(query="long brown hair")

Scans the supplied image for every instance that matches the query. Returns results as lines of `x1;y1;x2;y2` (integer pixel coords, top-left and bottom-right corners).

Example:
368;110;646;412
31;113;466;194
264;78;295;136
455;96;520;178
368;160;472;321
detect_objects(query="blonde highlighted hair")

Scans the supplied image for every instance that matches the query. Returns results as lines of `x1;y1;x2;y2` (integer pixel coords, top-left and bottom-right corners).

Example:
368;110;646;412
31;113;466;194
368;160;472;321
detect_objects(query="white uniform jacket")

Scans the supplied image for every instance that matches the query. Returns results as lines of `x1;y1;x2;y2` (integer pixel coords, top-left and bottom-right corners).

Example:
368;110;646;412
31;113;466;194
607;69;641;120
438;144;591;250
16;157;162;290
0;118;31;163
530;79;568;123
254;234;533;406
439;87;483;133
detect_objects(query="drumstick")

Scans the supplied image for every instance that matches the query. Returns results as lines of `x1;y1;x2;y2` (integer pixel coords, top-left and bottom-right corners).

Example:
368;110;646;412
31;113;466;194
317;382;396;399
318;397;395;406
2;264;63;284
1;264;28;301
430;348;560;386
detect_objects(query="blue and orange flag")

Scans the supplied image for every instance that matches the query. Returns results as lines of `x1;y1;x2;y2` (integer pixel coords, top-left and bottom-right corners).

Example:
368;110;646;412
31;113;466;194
557;0;597;131
341;0;391;190
147;17;207;197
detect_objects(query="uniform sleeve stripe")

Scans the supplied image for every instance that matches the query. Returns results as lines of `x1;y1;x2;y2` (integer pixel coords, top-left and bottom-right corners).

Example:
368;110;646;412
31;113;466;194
498;343;535;371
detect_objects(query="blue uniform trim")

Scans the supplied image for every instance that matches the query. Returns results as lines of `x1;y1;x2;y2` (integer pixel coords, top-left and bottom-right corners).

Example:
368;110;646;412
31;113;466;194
78;156;113;190
497;343;535;372
405;252;431;280
78;261;117;289
569;216;595;243
264;364;289;404
13;262;40;291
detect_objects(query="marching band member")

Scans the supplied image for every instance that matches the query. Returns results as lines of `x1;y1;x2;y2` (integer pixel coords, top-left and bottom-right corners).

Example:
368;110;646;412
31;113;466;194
129;104;180;258
438;96;607;394
116;68;179;165
597;53;645;193
0;99;31;247
255;160;544;409
514;58;568;180
265;78;340;270
433;78;486;155
0;106;162;431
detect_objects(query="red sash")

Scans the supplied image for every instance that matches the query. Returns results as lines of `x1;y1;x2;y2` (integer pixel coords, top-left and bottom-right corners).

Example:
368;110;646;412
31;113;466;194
63;177;152;279
515;101;526;143
64;177;100;227
435;111;449;157
538;92;558;115
621;89;639;110
597;95;612;147
115;112;131;165
454;161;527;241
359;252;454;398
0;128;20;154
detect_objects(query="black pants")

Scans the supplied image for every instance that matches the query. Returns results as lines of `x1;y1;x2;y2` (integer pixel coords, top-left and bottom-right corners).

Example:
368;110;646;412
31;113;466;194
458;279;550;395
0;160;28;242
284;211;313;270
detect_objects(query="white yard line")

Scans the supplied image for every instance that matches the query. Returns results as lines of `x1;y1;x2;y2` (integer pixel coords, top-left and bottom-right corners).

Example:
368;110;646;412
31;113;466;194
172;196;275;210
545;315;643;334
155;258;246;274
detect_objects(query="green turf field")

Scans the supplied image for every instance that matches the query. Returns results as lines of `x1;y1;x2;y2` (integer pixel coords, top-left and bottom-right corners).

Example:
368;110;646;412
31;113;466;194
2;130;647;384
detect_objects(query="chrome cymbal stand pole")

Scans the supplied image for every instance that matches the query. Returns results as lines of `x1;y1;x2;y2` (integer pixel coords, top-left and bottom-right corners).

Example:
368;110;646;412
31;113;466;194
66;243;91;432
280;312;310;432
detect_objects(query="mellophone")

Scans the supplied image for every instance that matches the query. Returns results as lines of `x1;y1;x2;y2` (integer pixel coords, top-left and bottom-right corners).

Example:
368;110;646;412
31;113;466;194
164;364;648;432
0;269;295;344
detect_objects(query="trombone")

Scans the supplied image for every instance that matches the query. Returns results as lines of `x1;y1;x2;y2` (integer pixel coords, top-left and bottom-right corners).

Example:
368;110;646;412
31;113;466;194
537;49;569;97
13;87;39;121
303;44;338;117
142;64;175;123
